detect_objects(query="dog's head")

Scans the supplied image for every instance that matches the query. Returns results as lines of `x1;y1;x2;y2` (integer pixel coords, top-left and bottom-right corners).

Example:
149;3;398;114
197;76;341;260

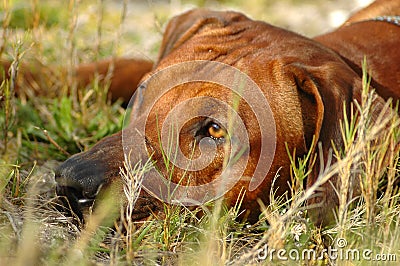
56;9;385;225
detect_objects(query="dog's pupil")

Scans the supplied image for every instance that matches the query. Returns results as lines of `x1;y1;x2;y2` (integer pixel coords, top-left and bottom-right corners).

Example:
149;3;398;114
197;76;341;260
208;123;224;138
211;123;220;131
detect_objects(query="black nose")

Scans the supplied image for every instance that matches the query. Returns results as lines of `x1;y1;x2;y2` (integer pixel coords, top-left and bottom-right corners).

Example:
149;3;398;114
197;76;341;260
55;132;124;220
55;152;108;220
56;153;107;197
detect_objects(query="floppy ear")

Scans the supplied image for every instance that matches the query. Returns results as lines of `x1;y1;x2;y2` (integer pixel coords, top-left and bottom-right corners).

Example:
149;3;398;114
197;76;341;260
157;9;246;62
287;62;387;226
287;62;355;154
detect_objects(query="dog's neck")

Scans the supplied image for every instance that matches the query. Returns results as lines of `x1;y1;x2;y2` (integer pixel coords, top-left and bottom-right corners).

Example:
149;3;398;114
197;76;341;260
314;16;400;101
372;16;400;26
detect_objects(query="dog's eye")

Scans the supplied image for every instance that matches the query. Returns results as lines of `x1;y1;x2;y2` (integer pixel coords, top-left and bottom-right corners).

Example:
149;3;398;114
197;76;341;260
193;120;227;143
208;123;226;139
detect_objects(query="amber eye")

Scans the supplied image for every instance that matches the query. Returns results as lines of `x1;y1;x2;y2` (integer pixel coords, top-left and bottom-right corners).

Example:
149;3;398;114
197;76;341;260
208;123;226;139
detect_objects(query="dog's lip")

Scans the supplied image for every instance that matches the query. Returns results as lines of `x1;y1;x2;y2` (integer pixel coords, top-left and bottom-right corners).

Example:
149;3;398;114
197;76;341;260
55;170;102;212
56;184;97;221
56;182;102;204
77;198;95;206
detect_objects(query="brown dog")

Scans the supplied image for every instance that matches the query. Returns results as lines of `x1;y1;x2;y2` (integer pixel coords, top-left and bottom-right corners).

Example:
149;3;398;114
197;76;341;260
55;1;400;225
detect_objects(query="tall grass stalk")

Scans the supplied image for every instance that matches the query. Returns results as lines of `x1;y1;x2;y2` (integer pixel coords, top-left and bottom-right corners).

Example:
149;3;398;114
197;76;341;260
0;0;11;58
1;36;32;154
120;152;153;260
335;59;399;237
14;169;43;266
63;184;121;265
66;0;78;104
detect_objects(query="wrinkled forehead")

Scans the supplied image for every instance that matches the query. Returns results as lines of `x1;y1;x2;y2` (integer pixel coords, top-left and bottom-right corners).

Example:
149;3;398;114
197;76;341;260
128;60;274;138
148;82;236;119
137;60;262;108
156;15;341;71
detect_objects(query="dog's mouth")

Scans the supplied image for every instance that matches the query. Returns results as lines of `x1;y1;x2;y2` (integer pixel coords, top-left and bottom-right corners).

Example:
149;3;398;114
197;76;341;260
56;185;96;220
55;173;104;221
56;174;163;222
54;133;124;221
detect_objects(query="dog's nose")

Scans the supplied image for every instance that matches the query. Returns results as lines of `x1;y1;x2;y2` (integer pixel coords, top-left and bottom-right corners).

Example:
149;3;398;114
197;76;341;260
56;153;105;197
55;132;124;219
55;153;107;219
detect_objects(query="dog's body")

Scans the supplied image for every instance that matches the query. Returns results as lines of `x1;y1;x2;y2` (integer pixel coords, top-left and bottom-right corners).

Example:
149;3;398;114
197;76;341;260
315;10;400;99
47;1;400;225
1;58;152;105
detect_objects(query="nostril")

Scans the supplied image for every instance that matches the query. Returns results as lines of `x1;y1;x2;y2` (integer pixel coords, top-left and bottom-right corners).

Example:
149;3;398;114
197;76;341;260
54;158;110;220
55;173;103;201
54;161;99;220
55;154;106;196
55;174;81;191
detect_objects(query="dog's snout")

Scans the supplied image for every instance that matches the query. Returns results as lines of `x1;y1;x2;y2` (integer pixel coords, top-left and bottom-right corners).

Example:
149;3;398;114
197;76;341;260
55;133;124;219
55;152;110;219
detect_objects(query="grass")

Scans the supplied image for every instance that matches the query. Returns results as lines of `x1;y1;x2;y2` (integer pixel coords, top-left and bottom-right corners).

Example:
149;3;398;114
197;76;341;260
1;0;399;265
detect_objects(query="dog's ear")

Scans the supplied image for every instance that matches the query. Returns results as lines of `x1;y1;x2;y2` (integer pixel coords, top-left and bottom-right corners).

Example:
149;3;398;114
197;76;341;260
286;62;387;226
157;9;246;62
286;62;356;154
